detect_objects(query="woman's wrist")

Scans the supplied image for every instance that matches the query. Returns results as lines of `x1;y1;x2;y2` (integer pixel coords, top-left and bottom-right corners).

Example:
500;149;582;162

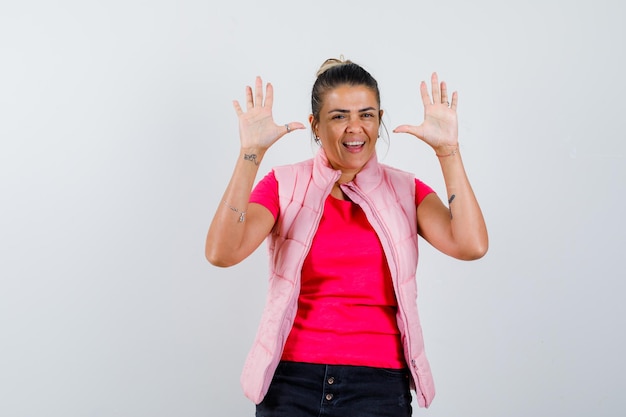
239;147;267;166
434;144;459;158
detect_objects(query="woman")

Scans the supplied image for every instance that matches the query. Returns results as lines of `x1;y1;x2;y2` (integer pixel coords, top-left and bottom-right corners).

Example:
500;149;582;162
206;57;488;417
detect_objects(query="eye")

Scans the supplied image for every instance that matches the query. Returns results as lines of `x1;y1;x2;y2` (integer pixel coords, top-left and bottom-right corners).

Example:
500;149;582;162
362;112;375;118
331;114;345;120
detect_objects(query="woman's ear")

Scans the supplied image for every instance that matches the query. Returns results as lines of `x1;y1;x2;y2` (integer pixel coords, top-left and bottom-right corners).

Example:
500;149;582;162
308;114;317;136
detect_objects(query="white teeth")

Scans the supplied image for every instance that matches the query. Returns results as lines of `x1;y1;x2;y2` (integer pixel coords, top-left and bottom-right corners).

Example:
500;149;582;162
344;141;365;146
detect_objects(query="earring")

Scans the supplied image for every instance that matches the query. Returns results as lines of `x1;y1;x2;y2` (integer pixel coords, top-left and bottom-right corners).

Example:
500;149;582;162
315;136;321;143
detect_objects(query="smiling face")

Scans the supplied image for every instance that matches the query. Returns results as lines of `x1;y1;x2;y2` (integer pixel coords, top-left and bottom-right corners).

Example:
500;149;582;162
310;84;382;183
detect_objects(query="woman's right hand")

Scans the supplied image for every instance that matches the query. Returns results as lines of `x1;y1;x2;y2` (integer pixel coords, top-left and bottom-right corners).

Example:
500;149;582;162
233;76;305;150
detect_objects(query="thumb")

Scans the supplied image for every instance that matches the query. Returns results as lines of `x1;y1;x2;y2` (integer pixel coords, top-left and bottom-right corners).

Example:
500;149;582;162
280;122;307;137
393;124;424;137
285;122;307;132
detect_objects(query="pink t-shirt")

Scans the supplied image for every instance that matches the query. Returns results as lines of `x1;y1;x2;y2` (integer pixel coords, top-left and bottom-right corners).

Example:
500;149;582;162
250;171;434;369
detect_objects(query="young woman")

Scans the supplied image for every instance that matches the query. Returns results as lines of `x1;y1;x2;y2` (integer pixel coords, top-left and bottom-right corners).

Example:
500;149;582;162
206;57;488;417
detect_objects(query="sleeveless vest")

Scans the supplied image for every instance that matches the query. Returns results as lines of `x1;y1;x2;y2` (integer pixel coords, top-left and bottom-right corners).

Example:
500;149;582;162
240;149;435;408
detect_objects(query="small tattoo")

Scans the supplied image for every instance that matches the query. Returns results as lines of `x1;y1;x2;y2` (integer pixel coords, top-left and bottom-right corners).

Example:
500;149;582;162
244;153;259;165
448;194;456;219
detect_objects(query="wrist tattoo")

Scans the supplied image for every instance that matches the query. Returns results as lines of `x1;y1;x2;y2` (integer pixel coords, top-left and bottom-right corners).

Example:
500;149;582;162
448;194;456;220
243;153;259;166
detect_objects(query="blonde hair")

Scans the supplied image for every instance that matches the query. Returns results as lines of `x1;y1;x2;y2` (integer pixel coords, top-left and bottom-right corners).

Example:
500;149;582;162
315;55;353;77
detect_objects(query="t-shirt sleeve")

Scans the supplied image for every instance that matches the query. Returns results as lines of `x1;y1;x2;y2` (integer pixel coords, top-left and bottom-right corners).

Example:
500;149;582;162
250;170;280;220
415;178;435;206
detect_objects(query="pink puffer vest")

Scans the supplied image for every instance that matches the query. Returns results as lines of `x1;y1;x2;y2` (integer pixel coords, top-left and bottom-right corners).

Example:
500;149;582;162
241;149;435;408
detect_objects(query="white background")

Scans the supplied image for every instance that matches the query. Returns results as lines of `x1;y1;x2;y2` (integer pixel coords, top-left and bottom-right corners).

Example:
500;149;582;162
1;1;625;416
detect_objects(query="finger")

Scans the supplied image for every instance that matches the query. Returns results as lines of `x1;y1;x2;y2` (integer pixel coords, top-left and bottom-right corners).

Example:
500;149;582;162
450;91;459;111
431;72;441;104
393;124;411;134
277;122;306;141
264;82;274;109
284;122;307;133
419;81;431;107
254;76;263;107
441;81;449;106
233;100;243;116
393;124;424;138
245;85;253;111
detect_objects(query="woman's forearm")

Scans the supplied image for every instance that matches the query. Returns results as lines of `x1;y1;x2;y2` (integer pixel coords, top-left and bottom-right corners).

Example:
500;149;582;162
436;147;488;259
205;147;267;266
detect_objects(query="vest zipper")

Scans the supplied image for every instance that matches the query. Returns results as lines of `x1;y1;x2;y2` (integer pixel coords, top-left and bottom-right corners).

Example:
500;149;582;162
343;183;425;404
341;184;415;368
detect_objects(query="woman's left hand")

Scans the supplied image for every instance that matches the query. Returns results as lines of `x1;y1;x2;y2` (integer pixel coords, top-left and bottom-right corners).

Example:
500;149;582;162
393;72;459;153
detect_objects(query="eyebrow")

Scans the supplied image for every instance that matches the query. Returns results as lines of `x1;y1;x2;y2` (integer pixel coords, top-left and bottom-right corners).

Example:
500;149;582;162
327;106;378;114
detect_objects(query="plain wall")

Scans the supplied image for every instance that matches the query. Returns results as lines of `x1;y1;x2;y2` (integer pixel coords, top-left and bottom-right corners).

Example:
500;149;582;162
1;1;625;416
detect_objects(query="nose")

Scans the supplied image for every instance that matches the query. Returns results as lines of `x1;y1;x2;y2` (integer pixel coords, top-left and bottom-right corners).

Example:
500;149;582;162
346;115;363;133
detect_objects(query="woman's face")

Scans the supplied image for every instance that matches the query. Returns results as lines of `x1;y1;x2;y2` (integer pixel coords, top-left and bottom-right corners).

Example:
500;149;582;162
310;84;382;183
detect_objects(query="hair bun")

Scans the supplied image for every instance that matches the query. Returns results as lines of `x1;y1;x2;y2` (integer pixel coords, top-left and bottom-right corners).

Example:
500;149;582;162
316;55;352;77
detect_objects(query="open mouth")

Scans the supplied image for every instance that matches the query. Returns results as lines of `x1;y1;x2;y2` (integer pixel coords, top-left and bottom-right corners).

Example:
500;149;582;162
343;140;365;150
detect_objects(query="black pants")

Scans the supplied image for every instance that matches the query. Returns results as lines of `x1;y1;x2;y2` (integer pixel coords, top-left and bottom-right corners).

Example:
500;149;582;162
256;361;413;417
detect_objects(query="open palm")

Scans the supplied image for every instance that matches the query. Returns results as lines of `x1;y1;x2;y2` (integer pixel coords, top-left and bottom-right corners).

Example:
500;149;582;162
394;72;459;151
233;77;304;150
